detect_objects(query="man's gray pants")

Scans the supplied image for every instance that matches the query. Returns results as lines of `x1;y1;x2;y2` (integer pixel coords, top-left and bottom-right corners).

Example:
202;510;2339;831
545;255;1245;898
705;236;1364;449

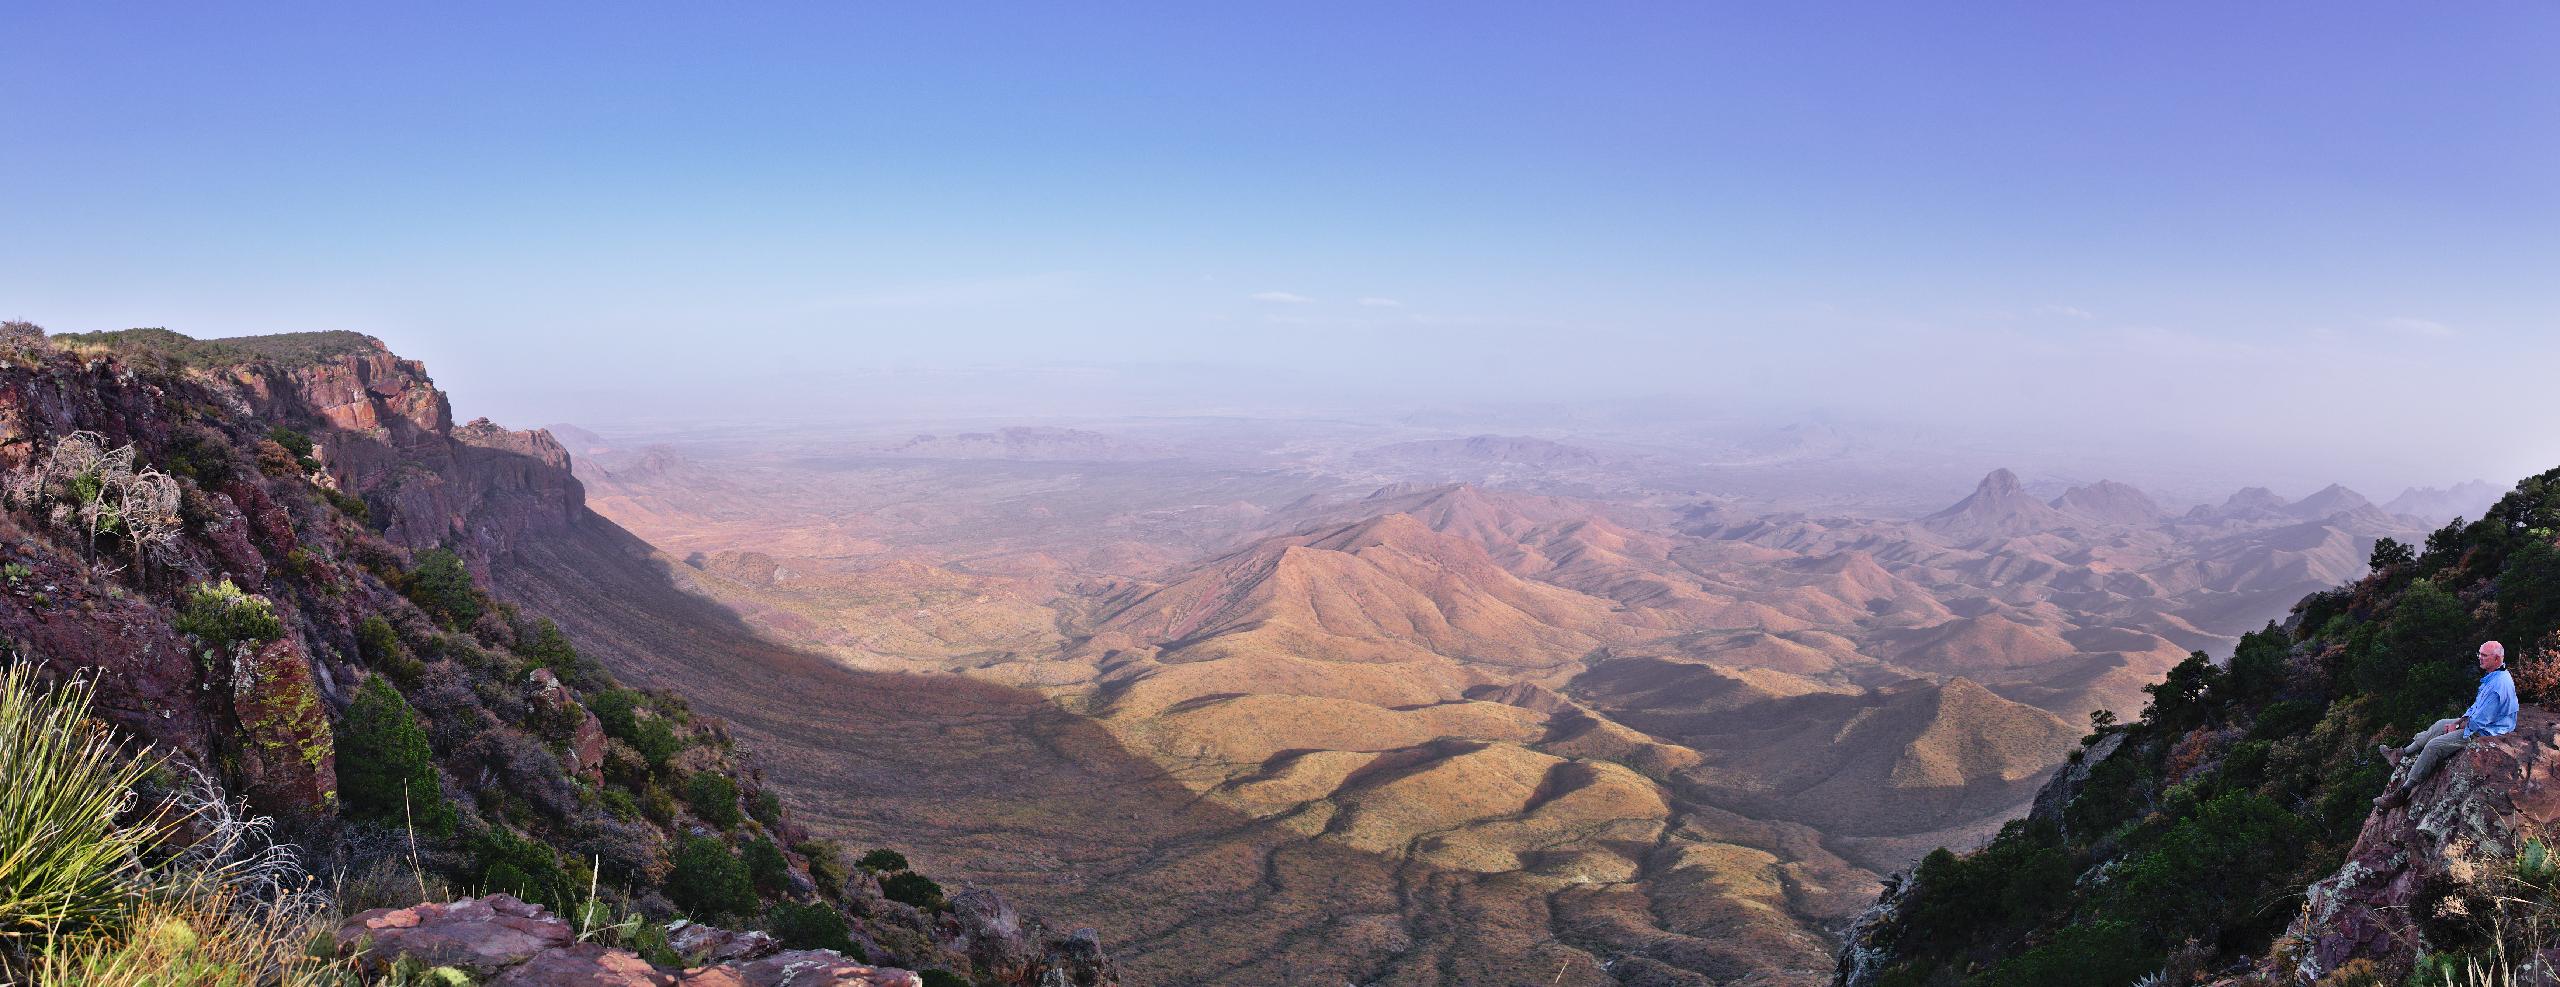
2398;717;2469;788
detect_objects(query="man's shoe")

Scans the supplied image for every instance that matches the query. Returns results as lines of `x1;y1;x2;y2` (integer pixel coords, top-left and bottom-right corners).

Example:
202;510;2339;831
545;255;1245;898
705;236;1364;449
2375;788;2408;809
2379;744;2405;765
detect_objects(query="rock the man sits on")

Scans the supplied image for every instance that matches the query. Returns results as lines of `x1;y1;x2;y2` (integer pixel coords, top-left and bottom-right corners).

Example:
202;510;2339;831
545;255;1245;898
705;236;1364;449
2376;640;2518;808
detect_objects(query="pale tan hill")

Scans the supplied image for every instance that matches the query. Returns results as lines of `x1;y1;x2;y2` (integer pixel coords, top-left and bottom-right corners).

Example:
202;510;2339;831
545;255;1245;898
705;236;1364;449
1617;630;1855;679
1598;672;2078;836
1886;612;2081;672
1135;692;1546;767
1099;512;1619;680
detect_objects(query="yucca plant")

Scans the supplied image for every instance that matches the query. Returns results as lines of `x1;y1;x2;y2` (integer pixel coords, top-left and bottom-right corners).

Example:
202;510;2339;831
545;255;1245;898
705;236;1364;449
0;663;166;953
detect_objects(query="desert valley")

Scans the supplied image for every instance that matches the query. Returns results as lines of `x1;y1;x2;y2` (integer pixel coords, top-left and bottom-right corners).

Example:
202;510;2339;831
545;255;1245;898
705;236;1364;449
534;414;2480;984
10;7;2548;985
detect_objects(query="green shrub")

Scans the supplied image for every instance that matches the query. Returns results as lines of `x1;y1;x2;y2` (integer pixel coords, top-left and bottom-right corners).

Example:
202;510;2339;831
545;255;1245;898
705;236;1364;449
337;676;455;836
685;772;742;829
175;580;284;654
320;486;370;523
857;849;909;873
591;689;685;771
628;918;681;967
749;789;784;828
404;549;481;629
743;838;790;896
2247;698;2324;741
0;664;165;947
880;871;946;912
917;971;968;987
767;901;858;955
667;837;756;920
354;615;422;687
471;829;575;915
1977;920;2151;987
265;427;321;472
2104;790;2307;941
514;618;604;691
797;841;851;895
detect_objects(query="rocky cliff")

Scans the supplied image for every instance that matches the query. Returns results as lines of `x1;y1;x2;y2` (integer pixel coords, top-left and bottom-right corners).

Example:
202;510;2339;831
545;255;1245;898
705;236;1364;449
0;328;1117;985
1832;467;2560;986
2286;707;2560;981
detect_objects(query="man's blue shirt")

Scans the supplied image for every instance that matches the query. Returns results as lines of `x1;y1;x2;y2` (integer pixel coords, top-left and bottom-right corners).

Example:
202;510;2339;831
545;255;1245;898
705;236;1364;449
2466;667;2518;737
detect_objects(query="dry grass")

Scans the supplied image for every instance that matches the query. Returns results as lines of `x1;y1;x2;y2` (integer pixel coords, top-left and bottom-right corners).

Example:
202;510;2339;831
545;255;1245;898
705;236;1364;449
36;893;345;987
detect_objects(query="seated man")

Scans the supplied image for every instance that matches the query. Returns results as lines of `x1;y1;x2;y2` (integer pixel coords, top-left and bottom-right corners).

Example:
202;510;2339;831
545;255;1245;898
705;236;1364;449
2376;640;2516;808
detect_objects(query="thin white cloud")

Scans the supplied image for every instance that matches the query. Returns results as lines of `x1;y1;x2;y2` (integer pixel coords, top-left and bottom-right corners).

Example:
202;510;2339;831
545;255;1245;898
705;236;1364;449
2036;304;2095;320
2382;316;2455;337
1249;291;1314;304
1358;297;1403;308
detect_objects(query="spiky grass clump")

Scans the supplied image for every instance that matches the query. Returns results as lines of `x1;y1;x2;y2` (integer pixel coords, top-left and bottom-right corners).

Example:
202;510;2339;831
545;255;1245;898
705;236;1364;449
35;893;344;987
0;663;164;951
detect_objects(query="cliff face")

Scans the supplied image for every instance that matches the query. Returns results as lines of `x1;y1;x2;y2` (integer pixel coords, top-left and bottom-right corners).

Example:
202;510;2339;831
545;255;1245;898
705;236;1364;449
224;338;582;560
0;330;1117;987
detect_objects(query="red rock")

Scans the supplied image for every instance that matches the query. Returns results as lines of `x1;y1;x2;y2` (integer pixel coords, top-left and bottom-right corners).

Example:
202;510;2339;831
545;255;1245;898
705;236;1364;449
491;943;677;987
2286;707;2560;981
664;920;780;964
678;951;923;987
340;895;576;976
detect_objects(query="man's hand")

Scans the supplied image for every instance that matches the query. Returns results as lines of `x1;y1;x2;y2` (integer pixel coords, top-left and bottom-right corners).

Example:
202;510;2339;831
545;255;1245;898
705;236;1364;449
2452;718;2467;733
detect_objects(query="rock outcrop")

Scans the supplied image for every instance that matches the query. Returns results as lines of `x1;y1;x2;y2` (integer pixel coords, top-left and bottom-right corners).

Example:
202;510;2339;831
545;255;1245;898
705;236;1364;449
339;895;923;986
2286;708;2560;980
229;634;339;817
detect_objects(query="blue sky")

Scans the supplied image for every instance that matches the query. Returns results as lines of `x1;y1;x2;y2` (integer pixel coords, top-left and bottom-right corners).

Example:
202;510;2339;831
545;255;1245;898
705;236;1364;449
3;3;2554;489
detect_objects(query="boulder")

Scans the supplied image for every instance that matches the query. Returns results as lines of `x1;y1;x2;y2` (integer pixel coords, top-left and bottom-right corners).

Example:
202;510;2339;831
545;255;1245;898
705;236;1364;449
343;897;923;987
2286;707;2560;980
530;667;607;781
339;895;574;977
232;635;338;817
493;943;675;987
678;951;922;987
665;920;779;964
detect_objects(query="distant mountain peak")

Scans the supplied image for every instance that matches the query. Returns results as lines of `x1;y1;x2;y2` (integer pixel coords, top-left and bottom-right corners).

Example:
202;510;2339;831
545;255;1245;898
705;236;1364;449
1921;468;2071;539
2287;483;2374;520
2050;479;2161;525
2383;479;2502;523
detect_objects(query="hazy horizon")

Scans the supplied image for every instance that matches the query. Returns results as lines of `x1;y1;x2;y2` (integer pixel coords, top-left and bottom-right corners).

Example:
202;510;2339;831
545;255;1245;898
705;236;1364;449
6;3;2553;500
